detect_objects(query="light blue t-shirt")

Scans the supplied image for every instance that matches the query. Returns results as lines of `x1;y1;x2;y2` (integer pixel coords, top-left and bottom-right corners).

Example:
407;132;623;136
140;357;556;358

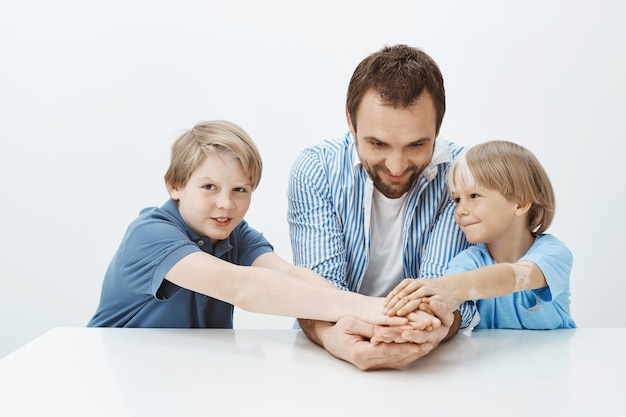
447;234;576;329
88;199;273;328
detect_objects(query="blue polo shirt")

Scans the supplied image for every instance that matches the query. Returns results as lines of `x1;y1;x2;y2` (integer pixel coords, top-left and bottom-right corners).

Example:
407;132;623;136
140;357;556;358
88;199;273;328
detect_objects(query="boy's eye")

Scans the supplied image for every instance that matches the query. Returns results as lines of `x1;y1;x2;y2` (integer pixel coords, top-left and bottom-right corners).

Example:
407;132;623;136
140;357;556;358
203;184;216;190
234;187;248;193
452;197;460;204
470;193;480;199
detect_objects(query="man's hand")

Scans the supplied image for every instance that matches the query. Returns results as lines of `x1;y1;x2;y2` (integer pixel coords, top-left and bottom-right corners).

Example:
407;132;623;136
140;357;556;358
299;316;435;371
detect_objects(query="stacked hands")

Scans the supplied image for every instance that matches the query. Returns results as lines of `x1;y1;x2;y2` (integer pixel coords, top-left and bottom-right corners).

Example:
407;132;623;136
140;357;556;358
319;277;460;371
371;277;460;345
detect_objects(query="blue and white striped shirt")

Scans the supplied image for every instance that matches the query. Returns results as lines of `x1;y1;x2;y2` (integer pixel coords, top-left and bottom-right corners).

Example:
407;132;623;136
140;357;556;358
287;132;476;328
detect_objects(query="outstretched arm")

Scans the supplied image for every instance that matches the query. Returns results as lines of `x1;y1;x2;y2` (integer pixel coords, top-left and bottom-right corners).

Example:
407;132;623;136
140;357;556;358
384;261;546;316
165;251;407;326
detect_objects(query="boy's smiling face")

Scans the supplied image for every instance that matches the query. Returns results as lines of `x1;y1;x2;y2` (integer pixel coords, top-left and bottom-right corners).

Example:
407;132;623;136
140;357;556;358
168;151;252;244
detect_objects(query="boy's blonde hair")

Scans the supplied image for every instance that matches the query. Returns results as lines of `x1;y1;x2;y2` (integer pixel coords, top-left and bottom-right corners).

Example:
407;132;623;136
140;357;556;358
448;140;555;236
164;120;263;190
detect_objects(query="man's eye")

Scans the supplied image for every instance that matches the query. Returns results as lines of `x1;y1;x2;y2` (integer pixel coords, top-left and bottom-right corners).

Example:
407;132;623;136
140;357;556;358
234;187;248;193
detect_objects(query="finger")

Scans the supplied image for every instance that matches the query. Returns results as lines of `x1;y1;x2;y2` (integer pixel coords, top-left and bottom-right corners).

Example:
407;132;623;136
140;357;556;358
373;328;408;344
377;315;409;326
396;279;423;299
384;294;411;315
365;343;434;370
418;301;435;316
384;279;411;305
396;299;423;316
384;278;415;305
385;288;414;309
337;316;378;339
425;299;454;327
400;328;438;344
413;286;437;298
405;310;441;330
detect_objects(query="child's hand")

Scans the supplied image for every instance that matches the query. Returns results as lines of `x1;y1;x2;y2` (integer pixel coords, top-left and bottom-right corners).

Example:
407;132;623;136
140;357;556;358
369;310;441;345
405;310;441;331
361;297;410;327
384;277;461;316
384;278;431;316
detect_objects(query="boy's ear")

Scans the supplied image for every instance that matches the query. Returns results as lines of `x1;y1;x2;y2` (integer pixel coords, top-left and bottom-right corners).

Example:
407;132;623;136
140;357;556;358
515;201;532;216
167;182;180;200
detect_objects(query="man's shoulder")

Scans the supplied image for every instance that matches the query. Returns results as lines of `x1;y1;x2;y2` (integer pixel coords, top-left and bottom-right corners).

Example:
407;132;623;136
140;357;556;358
302;133;352;155
441;139;465;158
293;133;354;172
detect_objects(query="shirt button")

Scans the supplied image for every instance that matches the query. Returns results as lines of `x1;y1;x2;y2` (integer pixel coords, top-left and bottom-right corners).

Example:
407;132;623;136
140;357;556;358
197;240;204;246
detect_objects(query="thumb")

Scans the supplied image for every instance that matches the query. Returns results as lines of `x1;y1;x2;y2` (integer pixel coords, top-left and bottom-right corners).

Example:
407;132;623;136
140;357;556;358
427;299;454;327
338;316;378;338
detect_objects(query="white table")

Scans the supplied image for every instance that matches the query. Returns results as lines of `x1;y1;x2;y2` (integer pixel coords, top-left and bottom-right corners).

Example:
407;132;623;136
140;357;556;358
0;327;624;416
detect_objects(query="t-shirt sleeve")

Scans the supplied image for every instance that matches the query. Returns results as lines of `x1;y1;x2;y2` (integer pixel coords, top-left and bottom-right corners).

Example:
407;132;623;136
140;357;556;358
121;215;200;299
520;234;573;302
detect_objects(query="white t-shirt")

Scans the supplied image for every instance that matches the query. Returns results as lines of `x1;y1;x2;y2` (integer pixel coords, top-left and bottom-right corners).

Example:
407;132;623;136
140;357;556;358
359;189;407;296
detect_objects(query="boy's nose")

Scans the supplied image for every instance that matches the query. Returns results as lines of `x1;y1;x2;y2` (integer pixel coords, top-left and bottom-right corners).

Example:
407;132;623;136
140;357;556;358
455;200;469;216
216;193;233;209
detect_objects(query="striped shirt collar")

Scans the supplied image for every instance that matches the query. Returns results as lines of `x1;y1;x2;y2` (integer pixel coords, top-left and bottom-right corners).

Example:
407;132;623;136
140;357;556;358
350;133;451;181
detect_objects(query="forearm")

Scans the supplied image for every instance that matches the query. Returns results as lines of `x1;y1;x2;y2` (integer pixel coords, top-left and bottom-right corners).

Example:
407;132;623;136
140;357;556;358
298;318;333;348
290;265;340;290
168;253;361;322
237;267;402;326
234;267;351;320
446;262;545;301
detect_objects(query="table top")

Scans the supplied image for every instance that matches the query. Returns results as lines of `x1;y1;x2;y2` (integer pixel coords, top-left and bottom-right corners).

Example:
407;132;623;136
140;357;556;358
0;327;624;416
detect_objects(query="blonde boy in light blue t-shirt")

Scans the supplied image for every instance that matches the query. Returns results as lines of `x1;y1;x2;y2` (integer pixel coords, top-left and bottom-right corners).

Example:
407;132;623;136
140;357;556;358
381;140;575;330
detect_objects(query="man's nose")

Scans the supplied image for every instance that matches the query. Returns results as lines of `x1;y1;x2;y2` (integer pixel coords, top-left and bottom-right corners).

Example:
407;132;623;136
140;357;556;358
386;151;408;176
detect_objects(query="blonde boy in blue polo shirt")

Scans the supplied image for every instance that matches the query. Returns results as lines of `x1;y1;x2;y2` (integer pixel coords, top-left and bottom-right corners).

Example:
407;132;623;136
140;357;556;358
88;120;416;330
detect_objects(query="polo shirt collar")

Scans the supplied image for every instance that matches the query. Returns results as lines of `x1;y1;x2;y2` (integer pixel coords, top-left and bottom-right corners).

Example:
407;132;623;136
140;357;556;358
161;198;234;257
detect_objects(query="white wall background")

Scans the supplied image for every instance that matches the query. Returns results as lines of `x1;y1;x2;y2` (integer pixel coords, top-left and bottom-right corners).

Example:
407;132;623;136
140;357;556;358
1;0;624;358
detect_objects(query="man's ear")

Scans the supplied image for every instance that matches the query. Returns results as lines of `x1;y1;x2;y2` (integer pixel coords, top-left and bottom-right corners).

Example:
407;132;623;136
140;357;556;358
345;106;356;138
515;201;532;216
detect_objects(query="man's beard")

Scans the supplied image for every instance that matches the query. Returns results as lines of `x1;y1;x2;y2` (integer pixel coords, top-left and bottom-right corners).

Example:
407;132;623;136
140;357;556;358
366;164;424;198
